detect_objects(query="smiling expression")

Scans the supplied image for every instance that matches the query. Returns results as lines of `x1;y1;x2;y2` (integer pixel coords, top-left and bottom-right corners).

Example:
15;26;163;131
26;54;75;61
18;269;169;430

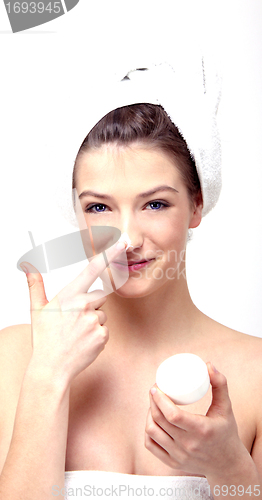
74;142;202;297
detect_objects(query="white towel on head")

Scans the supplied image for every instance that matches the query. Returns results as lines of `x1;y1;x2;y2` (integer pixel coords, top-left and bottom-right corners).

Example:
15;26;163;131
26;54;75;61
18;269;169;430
53;54;222;226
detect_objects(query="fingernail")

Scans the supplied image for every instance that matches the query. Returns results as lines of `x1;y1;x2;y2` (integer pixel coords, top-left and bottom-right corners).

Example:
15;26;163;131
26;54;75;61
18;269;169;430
119;232;132;250
20;263;29;273
150;386;157;395
115;241;126;251
212;363;219;373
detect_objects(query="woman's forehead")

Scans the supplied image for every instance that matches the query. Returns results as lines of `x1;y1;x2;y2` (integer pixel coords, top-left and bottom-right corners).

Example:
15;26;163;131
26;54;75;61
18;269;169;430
76;142;181;182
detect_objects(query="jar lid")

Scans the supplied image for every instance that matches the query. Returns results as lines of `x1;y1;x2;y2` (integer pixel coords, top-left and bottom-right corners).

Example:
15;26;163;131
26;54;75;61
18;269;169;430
156;353;210;405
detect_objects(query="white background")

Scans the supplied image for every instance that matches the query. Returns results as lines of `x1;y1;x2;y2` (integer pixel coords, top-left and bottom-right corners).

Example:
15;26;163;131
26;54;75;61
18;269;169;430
0;0;261;337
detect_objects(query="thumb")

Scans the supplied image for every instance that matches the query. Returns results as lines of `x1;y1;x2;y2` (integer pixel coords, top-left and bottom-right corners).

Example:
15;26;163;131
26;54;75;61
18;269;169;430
20;261;48;311
206;362;232;418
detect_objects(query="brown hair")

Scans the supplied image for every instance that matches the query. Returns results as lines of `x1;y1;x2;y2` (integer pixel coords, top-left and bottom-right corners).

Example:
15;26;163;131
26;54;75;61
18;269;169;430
72;103;202;207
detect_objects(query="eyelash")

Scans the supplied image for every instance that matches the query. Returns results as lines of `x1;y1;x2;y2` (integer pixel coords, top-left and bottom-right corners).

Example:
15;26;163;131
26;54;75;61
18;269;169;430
84;201;170;214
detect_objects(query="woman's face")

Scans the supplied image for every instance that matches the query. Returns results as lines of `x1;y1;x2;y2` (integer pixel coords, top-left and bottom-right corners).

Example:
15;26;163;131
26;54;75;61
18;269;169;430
75;142;202;297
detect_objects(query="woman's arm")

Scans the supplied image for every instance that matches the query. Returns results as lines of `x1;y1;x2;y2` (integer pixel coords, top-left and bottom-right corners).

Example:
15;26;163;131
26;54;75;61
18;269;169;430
0;239;126;500
0;359;70;500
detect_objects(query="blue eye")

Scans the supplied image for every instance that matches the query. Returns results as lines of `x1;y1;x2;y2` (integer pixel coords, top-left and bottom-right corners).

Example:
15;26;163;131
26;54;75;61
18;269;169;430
85;203;107;213
147;201;168;210
84;201;169;214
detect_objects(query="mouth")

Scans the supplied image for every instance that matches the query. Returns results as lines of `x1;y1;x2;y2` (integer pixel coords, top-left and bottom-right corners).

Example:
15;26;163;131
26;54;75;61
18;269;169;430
111;258;155;271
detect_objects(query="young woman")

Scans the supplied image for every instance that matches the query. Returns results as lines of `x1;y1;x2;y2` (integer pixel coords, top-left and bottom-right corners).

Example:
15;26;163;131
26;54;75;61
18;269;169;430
0;66;261;500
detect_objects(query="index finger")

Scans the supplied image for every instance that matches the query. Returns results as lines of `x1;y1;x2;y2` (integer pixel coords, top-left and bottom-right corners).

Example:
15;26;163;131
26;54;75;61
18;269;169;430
65;239;127;294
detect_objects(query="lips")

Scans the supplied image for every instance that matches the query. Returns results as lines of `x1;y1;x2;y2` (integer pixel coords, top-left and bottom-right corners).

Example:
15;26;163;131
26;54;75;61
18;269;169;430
114;259;154;266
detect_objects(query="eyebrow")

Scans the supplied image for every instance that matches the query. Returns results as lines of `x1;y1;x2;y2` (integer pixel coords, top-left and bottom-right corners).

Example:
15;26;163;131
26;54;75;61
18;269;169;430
78;185;179;200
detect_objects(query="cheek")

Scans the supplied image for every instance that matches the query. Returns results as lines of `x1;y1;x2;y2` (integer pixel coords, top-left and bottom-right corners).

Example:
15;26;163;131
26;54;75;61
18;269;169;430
148;217;188;268
151;213;189;245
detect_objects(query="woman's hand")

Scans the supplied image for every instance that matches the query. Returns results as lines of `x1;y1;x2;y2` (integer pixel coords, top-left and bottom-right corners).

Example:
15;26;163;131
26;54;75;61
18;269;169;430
20;239;126;385
145;363;245;478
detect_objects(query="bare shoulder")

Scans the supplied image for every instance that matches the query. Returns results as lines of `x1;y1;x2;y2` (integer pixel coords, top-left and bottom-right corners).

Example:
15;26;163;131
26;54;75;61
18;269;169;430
0;322;31;344
203;314;262;384
0;323;32;369
215;319;262;359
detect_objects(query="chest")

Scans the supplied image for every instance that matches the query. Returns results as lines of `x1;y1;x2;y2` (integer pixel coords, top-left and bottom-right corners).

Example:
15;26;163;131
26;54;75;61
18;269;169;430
65;357;256;475
65;360;155;472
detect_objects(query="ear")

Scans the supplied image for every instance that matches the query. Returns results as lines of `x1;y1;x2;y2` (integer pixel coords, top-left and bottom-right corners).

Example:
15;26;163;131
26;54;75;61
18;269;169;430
189;201;203;229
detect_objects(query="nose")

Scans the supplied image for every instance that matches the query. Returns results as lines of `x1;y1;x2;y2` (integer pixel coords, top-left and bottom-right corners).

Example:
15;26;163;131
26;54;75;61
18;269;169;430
119;231;144;251
118;232;133;250
114;208;144;252
120;230;143;252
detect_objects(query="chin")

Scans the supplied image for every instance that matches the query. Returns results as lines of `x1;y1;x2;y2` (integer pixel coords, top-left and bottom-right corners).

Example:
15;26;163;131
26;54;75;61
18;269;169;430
112;276;168;299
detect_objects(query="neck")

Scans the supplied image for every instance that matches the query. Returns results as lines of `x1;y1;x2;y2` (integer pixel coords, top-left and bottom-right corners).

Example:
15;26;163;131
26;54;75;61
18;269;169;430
101;266;201;352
